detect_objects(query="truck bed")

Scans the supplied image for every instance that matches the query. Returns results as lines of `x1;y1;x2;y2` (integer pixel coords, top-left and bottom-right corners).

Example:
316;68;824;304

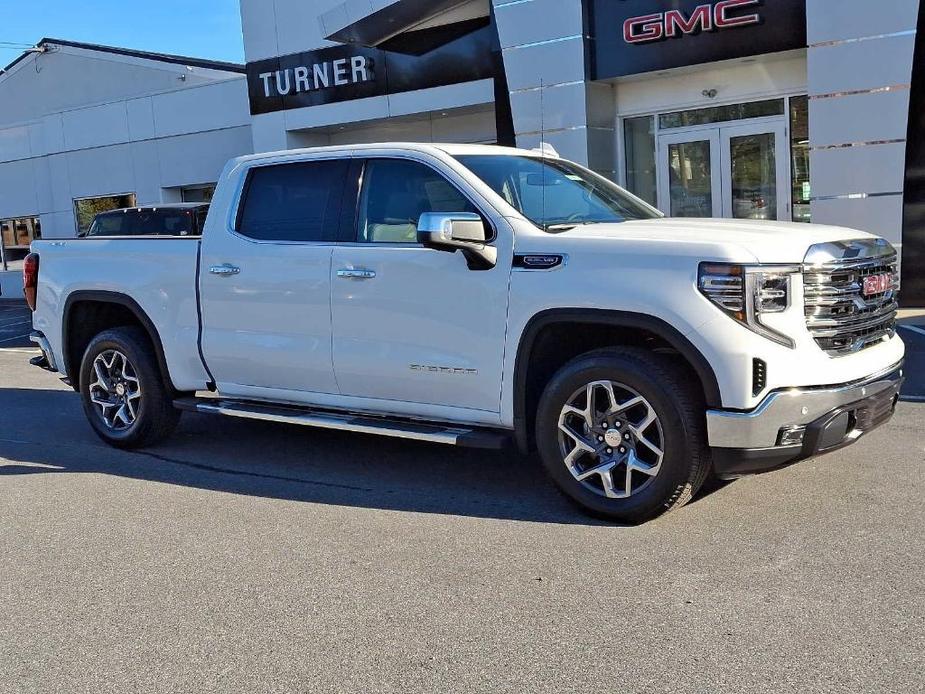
31;237;210;391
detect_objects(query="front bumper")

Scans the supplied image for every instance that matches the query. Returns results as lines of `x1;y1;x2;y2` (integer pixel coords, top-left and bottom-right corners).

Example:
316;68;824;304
707;362;904;478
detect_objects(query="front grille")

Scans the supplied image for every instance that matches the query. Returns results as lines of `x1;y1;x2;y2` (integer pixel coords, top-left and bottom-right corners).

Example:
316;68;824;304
803;253;899;356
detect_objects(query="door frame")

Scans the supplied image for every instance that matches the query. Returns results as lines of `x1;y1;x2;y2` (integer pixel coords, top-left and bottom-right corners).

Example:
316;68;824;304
657;129;722;218
719;120;791;221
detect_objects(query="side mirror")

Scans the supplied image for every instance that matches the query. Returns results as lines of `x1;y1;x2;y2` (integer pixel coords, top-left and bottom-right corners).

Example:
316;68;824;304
417;212;497;270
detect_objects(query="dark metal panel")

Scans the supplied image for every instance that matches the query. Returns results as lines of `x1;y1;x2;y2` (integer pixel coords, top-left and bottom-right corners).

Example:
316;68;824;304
324;0;479;46
586;0;807;80
901;2;925;307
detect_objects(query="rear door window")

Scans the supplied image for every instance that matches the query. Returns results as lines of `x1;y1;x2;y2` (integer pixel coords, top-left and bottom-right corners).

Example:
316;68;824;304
237;159;349;242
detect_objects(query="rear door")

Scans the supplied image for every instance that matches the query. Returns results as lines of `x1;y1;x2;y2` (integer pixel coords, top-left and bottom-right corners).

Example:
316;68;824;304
199;156;351;397
330;156;513;415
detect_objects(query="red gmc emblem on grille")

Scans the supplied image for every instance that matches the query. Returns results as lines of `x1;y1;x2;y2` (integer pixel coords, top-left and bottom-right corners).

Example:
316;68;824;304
623;0;761;45
863;273;894;297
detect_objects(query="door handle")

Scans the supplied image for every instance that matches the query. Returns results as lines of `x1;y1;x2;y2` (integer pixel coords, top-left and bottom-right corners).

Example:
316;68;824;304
337;268;376;280
210;264;241;276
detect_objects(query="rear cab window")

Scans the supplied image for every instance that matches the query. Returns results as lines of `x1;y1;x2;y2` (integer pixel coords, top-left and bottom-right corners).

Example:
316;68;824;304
236;159;349;242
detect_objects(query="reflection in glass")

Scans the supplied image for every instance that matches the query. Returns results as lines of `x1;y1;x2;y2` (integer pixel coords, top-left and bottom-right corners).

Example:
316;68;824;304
73;194;137;236
730;133;777;220
790;95;811;222
668;141;713;217
660;100;784;129
624;116;657;206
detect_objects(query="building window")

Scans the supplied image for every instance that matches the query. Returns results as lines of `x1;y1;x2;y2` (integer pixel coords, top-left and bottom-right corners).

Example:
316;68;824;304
0;216;41;267
659;99;785;130
789;96;811;223
181;184;216;203
623;116;657;206
74;194;137;236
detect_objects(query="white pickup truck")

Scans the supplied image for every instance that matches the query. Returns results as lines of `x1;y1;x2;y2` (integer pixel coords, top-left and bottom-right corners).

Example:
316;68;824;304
24;143;905;522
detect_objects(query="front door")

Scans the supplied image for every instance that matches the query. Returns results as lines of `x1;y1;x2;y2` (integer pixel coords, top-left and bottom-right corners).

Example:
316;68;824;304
330;157;512;417
656;121;789;220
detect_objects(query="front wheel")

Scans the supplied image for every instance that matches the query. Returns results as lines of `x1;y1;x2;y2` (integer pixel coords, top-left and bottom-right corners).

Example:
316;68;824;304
79;327;180;449
535;348;710;523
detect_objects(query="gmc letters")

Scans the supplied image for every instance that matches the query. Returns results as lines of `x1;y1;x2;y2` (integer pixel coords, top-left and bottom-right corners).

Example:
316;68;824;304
623;0;761;44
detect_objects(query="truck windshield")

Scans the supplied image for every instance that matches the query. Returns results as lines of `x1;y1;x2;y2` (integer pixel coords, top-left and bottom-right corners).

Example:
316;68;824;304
454;155;660;231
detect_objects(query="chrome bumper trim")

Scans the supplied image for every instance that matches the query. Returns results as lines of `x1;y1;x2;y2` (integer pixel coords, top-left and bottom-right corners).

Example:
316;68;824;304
707;362;904;449
29;331;57;371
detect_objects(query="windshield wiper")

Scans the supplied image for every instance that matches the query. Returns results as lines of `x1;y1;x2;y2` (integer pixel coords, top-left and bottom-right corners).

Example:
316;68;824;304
544;220;604;232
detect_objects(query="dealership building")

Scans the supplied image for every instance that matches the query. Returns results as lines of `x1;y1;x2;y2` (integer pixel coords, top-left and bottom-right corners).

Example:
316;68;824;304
1;0;924;305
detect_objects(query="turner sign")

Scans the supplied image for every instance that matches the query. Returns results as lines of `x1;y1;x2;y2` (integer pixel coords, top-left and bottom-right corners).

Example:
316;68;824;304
256;56;373;98
624;0;761;44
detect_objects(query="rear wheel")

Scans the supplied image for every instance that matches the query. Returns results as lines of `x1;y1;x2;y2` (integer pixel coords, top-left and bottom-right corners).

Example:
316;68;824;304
535;348;710;523
79;327;180;449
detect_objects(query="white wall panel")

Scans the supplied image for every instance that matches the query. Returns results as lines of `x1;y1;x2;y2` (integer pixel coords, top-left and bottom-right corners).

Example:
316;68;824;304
65;144;135;199
614;54;807;116
278;0;343;55
62;102;130;151
510;81;588;134
808;35;916;95
40;211;77;239
283;95;390;131
0;124;35;163
812;195;904;245
494;0;583;47
810;143;907;197
152;79;250;138
240;0;281;61
430;110;496;143
129;140;163;205
46;154;73;214
387;80;494;119
0;159;39;217
41;114;65;155
809;90;911;147
807;0;918;44
502;37;585;92
156;126;253;188
126;97;156;141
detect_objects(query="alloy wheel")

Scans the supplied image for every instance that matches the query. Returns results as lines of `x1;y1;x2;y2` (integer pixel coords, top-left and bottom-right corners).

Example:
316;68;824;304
88;350;142;431
557;380;665;499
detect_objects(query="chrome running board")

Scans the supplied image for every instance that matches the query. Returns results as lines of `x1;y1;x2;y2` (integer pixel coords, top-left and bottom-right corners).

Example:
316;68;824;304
173;397;511;450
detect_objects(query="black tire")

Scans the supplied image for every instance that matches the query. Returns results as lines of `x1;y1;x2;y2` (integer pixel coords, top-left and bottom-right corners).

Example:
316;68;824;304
535;347;711;523
79;326;180;449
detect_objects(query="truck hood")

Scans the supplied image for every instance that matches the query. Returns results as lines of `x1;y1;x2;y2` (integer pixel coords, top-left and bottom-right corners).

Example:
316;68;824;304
561;218;880;264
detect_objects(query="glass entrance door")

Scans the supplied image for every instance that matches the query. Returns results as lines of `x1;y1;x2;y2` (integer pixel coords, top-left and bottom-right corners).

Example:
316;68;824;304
657;131;721;218
656;121;790;220
720;121;789;221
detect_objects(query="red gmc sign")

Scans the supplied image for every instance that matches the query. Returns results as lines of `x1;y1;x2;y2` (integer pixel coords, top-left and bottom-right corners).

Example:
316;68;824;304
624;0;761;44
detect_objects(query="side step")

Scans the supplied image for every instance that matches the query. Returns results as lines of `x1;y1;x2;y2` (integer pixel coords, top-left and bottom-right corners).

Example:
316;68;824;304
173;397;512;450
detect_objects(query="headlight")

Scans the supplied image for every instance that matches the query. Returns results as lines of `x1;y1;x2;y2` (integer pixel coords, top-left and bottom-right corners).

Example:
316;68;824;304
698;263;799;348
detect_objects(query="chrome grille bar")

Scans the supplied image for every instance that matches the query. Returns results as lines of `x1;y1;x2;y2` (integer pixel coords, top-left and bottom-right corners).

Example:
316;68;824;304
803;239;899;356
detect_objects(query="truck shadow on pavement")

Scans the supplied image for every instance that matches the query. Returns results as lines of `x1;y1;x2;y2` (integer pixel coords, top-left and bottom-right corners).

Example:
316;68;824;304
0;387;731;526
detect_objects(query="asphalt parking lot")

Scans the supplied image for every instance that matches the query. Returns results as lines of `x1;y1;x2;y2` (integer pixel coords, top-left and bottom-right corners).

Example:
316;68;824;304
1;300;923;693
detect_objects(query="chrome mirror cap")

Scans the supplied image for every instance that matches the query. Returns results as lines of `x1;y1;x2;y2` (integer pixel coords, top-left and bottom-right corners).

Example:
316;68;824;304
417;212;496;270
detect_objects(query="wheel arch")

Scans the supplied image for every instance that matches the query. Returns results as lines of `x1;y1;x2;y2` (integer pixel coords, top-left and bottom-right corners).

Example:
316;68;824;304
513;309;722;452
62;290;173;392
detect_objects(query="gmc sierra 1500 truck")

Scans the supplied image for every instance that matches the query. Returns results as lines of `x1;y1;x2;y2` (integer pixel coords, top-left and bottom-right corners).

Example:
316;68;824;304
24;143;905;522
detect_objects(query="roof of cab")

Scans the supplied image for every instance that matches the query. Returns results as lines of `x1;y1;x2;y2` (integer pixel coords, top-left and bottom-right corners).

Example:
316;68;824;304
231;142;545;167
